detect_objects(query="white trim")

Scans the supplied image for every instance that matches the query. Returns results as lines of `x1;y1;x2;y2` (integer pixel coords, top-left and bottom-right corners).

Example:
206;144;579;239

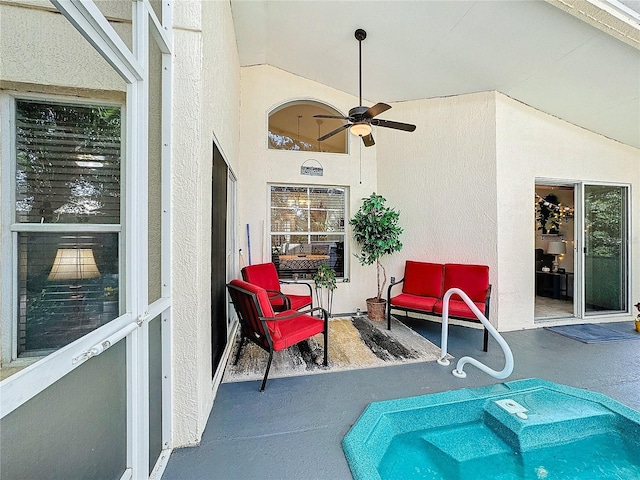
11;223;121;233
159;18;174;453
119;468;133;480
0;313;134;418
149;448;172;480
1;2;175;477
50;0;143;83
587;0;640;26
146;0;172;55
127;0;150;475
1;95;16;365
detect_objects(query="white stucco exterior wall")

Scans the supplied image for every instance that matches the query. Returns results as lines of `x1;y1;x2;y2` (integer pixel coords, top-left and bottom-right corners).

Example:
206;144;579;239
171;0;240;447
377;90;639;333
238;65;382;314
376;92;499;323
495;92;640;331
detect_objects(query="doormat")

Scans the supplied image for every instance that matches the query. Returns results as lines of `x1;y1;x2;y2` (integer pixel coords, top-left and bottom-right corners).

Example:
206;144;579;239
222;315;445;383
545;323;640;344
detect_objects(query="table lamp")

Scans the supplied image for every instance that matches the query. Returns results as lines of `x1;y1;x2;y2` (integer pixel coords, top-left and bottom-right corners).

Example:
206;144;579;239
547;241;566;273
48;248;101;297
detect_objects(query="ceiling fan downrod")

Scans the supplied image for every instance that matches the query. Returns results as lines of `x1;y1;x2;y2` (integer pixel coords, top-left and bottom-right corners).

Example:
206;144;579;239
355;28;366;107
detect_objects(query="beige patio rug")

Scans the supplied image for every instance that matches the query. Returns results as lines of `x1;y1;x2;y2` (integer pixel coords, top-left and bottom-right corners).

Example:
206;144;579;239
222;315;445;383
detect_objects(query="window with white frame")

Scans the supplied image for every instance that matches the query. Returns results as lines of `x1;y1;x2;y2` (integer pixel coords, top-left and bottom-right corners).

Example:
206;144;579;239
10;97;122;357
269;185;346;280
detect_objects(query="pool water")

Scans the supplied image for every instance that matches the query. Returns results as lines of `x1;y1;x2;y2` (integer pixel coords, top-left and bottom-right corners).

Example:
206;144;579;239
381;427;640;479
342;379;640;480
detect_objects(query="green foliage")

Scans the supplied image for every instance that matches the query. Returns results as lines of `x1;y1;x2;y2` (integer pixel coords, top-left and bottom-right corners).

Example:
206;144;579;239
313;264;337;291
349;193;403;301
586;187;623;257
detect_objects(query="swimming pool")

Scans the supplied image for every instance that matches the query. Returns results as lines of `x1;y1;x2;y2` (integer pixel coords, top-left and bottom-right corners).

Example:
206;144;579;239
343;379;640;480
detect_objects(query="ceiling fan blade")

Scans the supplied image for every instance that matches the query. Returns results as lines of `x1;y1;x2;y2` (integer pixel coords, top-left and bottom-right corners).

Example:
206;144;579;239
371;119;416;132
313;114;351;121
362;133;375;147
317;123;350;141
363;103;391;119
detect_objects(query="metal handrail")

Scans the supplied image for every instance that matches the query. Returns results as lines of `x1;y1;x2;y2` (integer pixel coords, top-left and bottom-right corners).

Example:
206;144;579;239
437;287;514;379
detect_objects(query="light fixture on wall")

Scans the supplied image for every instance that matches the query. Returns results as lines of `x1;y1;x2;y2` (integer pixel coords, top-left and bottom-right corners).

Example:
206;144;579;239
349;122;372;137
547;241;566;273
48;248;101;296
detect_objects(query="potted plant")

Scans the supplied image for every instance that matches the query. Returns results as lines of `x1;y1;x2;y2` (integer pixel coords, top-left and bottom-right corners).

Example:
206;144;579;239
349;193;403;321
635;302;640;333
313;264;337;317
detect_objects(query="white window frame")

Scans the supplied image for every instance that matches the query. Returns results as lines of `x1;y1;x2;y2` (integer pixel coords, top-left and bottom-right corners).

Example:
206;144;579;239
1;92;125;364
1;1;174;479
267;183;349;279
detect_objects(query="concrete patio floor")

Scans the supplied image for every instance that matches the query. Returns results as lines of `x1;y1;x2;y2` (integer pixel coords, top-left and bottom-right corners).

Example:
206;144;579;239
162;318;640;480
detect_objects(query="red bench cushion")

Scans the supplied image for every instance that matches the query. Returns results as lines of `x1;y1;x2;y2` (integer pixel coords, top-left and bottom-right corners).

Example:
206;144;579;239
403;261;443;298
390;293;438;312
433;299;486;321
442;264;489;303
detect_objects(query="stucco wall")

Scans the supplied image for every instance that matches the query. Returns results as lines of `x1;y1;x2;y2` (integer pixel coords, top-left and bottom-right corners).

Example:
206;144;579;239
171;0;241;447
376;92;499;323
495;92;640;331
238;65;381;314
0;2;126;90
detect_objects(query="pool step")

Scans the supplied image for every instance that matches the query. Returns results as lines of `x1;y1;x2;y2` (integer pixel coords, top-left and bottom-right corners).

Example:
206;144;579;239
420;421;510;463
483;391;617;452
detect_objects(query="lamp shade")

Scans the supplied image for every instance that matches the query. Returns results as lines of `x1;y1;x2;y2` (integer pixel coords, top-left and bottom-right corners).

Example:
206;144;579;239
349;122;372;137
547;241;566;255
48;248;101;281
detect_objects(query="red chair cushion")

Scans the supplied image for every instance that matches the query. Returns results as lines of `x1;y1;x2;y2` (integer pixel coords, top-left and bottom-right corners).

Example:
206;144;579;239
241;263;281;292
433;299;485;321
228;279;279;336
403;261;443;298
442;264;489;303
242;262;312;312
285;294;312;311
270;310;325;350
390;293;438;312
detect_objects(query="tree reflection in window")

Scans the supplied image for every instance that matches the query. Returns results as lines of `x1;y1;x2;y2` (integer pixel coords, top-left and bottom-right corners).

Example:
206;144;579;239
15;100;121;224
268;101;348;154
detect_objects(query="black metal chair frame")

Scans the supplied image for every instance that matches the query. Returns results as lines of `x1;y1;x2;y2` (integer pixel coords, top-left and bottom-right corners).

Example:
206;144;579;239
387;278;491;352
228;282;328;391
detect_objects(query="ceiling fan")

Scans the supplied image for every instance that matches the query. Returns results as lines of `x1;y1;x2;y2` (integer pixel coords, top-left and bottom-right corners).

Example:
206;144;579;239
315;28;416;147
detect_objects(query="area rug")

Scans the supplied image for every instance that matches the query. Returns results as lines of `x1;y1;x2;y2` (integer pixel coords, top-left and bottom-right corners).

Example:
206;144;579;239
545;323;640;344
222;315;445;383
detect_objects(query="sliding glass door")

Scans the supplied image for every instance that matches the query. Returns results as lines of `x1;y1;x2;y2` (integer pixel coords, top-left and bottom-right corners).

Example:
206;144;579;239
583;184;629;315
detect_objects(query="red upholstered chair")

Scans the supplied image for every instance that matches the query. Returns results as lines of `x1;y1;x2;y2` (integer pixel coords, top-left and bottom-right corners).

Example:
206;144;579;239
241;262;312;312
227;279;328;391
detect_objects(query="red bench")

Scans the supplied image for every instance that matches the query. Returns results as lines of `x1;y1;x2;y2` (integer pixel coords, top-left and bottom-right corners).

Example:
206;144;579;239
387;261;491;351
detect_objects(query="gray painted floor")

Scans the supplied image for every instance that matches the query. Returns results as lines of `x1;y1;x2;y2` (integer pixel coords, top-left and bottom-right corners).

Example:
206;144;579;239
162;319;640;480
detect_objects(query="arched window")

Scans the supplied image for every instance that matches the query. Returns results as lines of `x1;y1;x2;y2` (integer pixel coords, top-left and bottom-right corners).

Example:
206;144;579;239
268;101;348;153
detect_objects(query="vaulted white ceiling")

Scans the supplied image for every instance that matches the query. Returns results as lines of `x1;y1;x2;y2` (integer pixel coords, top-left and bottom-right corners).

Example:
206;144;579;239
231;0;640;148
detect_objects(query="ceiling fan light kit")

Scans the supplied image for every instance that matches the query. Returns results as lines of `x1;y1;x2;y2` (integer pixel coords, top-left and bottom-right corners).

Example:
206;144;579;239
314;28;416;147
349;122;372;137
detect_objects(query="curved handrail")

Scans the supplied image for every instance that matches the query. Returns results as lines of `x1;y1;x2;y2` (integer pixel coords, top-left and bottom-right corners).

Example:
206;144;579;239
437;287;514;379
